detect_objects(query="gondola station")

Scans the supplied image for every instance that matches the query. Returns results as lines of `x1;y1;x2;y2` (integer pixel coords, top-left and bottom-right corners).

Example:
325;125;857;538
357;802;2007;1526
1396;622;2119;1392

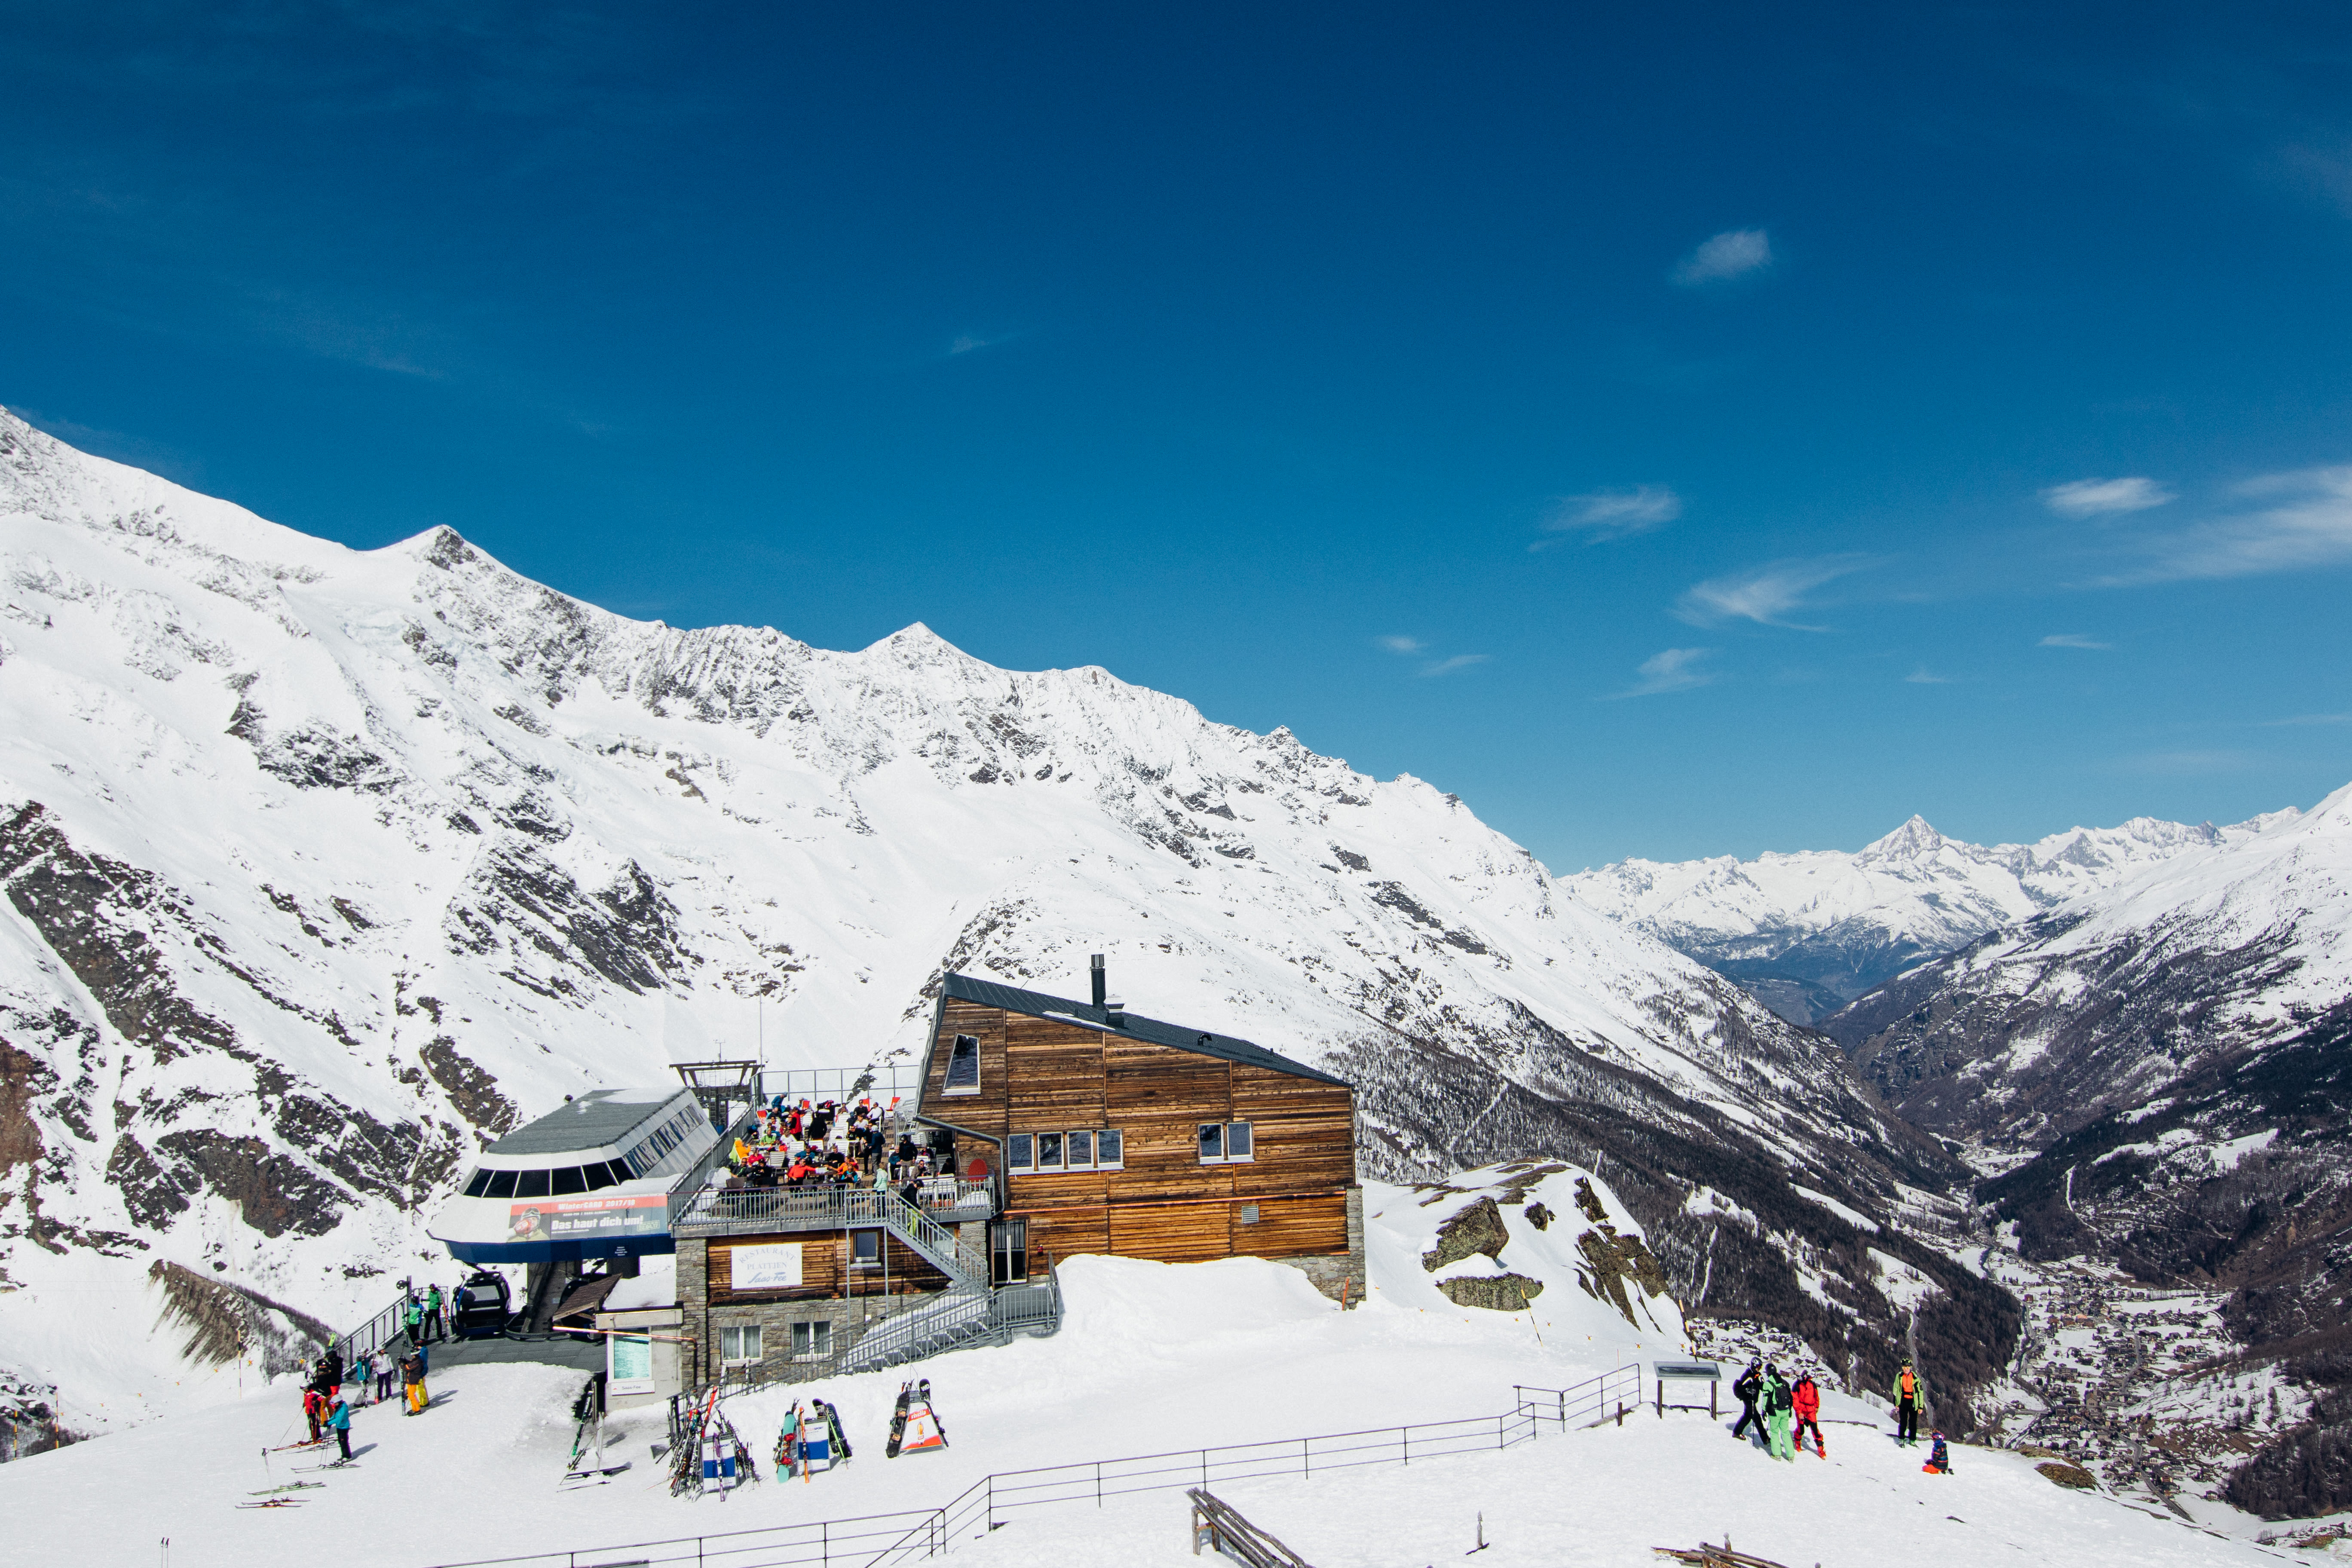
664;959;1364;1393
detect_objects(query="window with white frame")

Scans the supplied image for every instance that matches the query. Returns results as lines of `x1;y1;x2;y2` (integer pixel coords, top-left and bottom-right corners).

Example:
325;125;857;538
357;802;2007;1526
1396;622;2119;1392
1198;1121;1254;1164
943;1033;981;1094
791;1320;833;1361
1007;1129;1121;1173
719;1324;763;1365
850;1229;882;1268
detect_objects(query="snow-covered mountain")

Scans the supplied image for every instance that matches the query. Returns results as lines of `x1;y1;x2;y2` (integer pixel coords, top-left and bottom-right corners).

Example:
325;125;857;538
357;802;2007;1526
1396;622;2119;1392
0;411;2002;1450
1811;790;2352;1514
1565;809;2295;1022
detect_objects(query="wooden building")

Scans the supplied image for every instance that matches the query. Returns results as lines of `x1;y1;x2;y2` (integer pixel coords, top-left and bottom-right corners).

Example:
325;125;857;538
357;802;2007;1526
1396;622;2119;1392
915;966;1363;1302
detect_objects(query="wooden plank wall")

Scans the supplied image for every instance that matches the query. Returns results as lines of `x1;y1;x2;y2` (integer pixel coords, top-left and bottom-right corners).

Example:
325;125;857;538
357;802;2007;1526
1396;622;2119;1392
708;1229;950;1303
924;998;1356;1267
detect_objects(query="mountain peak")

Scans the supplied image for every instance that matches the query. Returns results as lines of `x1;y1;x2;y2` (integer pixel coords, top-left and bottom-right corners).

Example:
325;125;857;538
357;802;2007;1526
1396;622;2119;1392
1860;814;1944;859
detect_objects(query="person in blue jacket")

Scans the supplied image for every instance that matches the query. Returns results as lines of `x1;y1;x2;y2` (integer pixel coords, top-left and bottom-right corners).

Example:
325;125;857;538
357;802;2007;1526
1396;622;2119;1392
327;1393;352;1461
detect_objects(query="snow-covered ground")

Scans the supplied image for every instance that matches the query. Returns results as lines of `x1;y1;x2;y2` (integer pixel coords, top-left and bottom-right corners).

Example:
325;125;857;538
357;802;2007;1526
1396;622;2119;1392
0;1256;2288;1568
0;1169;2302;1568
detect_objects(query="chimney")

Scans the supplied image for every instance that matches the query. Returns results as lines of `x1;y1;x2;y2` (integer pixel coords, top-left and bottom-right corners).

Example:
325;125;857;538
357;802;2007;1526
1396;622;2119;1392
1090;953;1106;1009
1105;998;1126;1029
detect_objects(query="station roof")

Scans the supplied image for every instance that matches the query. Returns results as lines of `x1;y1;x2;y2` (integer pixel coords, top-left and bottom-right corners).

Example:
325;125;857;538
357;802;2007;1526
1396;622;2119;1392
485;1087;694;1157
938;972;1349;1087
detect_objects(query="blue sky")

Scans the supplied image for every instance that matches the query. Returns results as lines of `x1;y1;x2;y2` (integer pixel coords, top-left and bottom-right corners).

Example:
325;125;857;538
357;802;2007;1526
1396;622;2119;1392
6;4;2352;870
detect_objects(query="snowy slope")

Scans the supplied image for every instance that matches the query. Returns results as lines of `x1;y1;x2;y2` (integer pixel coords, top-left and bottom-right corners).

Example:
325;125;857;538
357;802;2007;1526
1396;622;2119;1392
0;410;1975;1449
1566;810;2292;1018
0;1222;2279;1568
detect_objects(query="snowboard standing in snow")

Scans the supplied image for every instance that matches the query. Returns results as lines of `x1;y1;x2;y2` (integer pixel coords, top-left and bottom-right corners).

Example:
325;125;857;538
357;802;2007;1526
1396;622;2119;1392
886;1379;947;1458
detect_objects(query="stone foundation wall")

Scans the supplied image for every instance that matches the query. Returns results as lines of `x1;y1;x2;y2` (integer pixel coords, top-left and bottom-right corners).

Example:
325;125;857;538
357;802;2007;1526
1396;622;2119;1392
676;1236;951;1386
1272;1186;1366;1307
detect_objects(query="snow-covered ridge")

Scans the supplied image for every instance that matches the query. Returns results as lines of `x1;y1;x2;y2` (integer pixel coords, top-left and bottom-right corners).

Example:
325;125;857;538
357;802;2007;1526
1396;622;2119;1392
1564;806;2298;1017
0;410;1942;1446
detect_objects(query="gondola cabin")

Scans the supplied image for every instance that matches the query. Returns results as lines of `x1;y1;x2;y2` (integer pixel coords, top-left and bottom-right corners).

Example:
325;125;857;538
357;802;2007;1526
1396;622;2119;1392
917;963;1363;1301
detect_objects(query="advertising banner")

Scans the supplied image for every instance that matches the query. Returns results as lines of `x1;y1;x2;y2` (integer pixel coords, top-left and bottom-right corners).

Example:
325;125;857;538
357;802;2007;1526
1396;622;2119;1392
506;1191;668;1243
730;1242;805;1291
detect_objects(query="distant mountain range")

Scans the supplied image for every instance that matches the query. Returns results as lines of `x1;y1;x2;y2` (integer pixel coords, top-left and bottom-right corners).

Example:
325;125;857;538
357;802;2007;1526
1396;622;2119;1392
1564;809;2299;1023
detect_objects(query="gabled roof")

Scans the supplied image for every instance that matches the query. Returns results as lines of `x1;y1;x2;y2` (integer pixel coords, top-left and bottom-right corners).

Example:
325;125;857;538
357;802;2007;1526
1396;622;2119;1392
938;972;1350;1087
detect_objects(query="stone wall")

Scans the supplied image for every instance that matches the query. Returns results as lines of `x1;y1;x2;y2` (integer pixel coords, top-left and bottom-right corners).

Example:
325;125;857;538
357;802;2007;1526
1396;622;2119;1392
1271;1186;1366;1307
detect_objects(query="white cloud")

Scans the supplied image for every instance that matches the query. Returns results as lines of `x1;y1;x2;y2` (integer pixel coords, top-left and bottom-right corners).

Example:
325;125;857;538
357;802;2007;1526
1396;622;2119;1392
1420;653;1490;677
2264;713;2352;726
2038;634;2112;649
1905;668;1954;684
1671;229;1773;287
1536;485;1682;546
1673;556;1871;629
1375;635;1427;654
2098;466;2352;584
1608;647;1715;699
2041;476;2174;518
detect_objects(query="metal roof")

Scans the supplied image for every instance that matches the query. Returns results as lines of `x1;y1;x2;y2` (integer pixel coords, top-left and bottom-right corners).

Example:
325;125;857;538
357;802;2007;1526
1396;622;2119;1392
485;1088;697;1157
938;973;1349;1087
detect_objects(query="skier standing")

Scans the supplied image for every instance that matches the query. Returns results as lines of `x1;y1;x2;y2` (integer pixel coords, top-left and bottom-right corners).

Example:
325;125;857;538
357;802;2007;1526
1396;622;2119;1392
403;1294;426;1350
303;1386;324;1444
352;1351;373;1407
400;1348;428;1415
1792;1371;1825;1458
1892;1362;1923;1446
1730;1360;1764;1445
375;1351;396;1405
425;1283;446;1343
1763;1366;1795;1461
327;1392;352;1461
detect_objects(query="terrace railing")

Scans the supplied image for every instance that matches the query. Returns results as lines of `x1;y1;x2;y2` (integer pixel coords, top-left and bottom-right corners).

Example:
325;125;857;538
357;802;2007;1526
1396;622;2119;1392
1513;1364;1645;1430
673;1185;991;1289
428;1380;1578;1568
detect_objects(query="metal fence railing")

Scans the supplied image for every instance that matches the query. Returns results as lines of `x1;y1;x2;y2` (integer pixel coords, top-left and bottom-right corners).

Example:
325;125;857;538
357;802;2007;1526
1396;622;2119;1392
1513;1364;1644;1430
429;1366;1645;1568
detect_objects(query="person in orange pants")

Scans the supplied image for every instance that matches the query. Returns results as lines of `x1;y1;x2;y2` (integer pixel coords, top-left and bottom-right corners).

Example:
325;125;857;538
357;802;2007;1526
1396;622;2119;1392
401;1349;428;1415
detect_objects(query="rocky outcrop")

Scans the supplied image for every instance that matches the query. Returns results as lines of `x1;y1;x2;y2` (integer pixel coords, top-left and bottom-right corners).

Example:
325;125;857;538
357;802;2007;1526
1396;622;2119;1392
1437;1273;1545;1311
1421;1196;1508;1271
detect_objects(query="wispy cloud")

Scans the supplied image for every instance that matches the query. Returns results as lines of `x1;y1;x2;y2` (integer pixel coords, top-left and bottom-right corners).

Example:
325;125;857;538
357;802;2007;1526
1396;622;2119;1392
1534;485;1681;548
948;331;1016;356
1671;229;1773;287
1420;653;1490;677
1673;556;1872;630
1375;634;1427;654
2263;713;2352;727
1905;668;1954;684
2039;634;2113;649
2097;466;2352;584
2041;476;2173;518
1607;647;1715;699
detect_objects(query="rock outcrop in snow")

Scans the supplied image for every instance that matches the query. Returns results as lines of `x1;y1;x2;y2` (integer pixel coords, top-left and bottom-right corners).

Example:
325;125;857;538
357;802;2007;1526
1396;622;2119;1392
0;410;2006;1450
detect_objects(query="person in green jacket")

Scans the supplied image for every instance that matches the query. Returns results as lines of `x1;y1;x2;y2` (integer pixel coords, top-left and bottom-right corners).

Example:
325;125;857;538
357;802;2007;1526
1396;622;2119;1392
403;1295;425;1350
425;1283;445;1343
1892;1362;1924;1446
1763;1366;1796;1461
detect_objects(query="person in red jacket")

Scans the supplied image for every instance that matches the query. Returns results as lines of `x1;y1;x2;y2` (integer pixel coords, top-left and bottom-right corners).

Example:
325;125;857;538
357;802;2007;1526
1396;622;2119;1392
1792;1372;1825;1458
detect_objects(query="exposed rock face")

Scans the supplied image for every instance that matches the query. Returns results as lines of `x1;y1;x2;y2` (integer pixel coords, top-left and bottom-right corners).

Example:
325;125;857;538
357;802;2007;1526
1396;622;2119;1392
1421;1196;1509;1271
2037;1461;2097;1490
1570;1177;1671;1327
1437;1273;1545;1311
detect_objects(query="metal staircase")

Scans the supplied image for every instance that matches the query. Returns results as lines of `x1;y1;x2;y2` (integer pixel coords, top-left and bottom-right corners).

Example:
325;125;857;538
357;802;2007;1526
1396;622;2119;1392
673;1185;991;1291
838;1267;1064;1374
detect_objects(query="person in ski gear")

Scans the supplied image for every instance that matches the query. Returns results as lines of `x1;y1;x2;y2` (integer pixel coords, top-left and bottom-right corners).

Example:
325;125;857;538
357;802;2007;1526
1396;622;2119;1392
400;1349;427;1415
403;1295;426;1350
327;1392;352;1461
302;1386;325;1443
351;1351;372;1406
1792;1372;1825;1458
1730;1360;1764;1444
425;1283;445;1342
1893;1362;1923;1446
1923;1429;1951;1474
1763;1365;1796;1461
375;1351;396;1405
